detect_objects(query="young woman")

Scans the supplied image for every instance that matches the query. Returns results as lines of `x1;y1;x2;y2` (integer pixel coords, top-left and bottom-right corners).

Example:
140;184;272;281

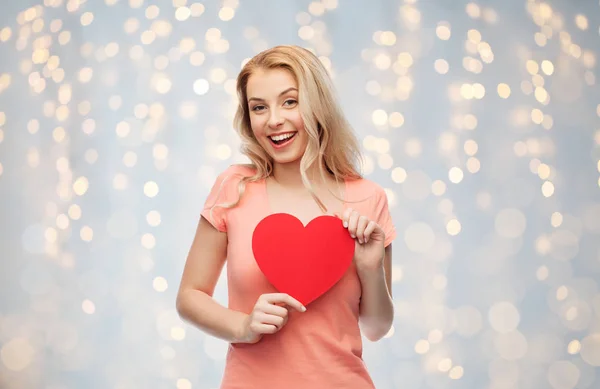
176;45;396;388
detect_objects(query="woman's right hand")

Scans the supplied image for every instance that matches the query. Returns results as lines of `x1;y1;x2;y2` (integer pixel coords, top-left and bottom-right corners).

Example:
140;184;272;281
236;293;306;344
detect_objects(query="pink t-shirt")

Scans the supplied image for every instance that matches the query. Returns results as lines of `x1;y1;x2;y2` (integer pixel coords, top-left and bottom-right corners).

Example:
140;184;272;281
200;164;396;389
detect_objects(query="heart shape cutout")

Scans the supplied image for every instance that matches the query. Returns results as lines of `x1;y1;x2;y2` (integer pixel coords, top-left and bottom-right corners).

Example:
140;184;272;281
251;213;355;306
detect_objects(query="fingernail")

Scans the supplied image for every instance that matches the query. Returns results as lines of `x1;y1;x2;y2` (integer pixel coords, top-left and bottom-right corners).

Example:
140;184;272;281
359;239;363;244
343;221;348;228
301;306;306;312
351;234;355;239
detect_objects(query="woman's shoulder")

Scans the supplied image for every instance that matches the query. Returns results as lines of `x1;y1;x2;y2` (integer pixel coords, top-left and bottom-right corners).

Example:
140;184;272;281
345;175;387;197
218;163;258;179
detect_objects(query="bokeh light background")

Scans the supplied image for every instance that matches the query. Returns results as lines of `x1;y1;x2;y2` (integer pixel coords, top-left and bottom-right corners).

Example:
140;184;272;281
1;0;600;388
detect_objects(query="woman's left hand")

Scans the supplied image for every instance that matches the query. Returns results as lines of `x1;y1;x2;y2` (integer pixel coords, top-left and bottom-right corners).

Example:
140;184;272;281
341;208;386;274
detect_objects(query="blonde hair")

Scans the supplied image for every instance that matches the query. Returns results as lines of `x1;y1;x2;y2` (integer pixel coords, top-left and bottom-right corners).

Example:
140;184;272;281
218;45;363;213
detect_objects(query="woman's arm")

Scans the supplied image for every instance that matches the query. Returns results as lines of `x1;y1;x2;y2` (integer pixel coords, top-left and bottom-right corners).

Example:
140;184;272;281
357;243;394;342
176;216;247;343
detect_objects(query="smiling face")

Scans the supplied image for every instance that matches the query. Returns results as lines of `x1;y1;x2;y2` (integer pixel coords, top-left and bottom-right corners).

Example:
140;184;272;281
246;68;308;166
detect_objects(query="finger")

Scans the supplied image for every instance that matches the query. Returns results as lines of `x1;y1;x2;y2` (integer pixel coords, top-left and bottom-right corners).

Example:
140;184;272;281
363;220;378;243
250;322;279;335
347;210;360;239
263;293;306;312
342;207;353;228
261;303;289;318
283;294;307;312
256;312;286;328
356;215;369;243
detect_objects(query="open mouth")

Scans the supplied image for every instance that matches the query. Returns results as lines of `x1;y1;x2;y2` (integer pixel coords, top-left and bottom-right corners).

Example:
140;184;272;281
268;132;297;146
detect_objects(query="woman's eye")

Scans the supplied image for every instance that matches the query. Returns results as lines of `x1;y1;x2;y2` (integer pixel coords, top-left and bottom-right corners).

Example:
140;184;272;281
251;105;265;111
284;99;297;106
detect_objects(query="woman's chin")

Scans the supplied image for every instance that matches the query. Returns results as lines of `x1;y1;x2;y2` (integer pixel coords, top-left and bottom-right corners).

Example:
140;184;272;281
272;155;302;165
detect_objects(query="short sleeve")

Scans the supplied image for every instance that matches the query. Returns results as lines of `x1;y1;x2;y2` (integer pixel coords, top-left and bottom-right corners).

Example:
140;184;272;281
200;165;249;232
373;185;396;247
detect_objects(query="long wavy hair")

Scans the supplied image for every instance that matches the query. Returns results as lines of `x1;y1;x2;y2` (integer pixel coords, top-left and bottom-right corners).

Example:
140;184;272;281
219;45;363;213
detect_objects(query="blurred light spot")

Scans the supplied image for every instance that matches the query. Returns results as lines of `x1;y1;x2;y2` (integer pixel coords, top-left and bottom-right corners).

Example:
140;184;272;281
80;12;94;26
575;14;588;30
372;109;388;126
296;11;311;25
144;181;159;197
147;210;161;227
542;181;555;197
415;339;430;354
567;340;581;355
580;334;600;366
190;51;205;67
436;22;451;40
536;265;549;281
56;214;69;230
434;59;449;74
464;140;478;156
464;114;478;130
1;338;35;371
494;330;528;360
438;358;452;372
142;233;156;249
432;274;447;290
80;226;93;242
431;180;446;196
73;177;89;196
391;167;407;183
298;26;315;40
389;112;404;127
526;60;539;75
153;276;168;292
498;83;511;98
404;222;435;253
113;173;128;190
448;167;463;183
547;361;580;389
438;199;453;215
541;60;554;75
123;151;138;167
466;158;480;173
190;3;205;17
446;219;461;236
194;79;209;95
82;299;95;314
68;204;82;220
171;326;186;340
537;163;550;179
489;302;520;333
116;121;131;138
495;208;526;238
405;138;422;157
175;7;191;21
308;1;325;16
374;53;391;70
428;329;443;344
378;154;394;170
365;80;381;96
449;365;464;379
551;212;563;227
177;378;192;389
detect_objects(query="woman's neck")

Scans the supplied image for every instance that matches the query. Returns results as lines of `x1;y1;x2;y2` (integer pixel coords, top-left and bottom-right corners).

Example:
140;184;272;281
271;159;329;189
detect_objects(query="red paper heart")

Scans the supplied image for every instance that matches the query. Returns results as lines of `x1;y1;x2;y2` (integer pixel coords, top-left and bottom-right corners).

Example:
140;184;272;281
251;213;355;306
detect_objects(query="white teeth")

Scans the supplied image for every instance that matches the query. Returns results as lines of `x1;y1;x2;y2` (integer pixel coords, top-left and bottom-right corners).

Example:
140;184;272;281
271;133;295;142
